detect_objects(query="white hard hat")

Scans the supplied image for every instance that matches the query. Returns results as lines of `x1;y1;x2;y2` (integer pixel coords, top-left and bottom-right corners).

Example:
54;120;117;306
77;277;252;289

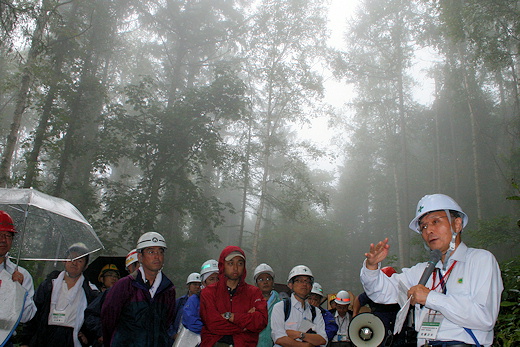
200;259;219;276
311;282;323;297
335;290;351;305
287;265;313;284
136;232;167;250
125;249;138;268
254;263;275;281
186;272;201;284
409;194;468;233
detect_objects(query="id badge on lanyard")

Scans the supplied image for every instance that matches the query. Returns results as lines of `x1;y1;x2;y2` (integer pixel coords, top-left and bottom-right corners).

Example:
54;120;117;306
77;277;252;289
51;309;68;324
418;262;456;341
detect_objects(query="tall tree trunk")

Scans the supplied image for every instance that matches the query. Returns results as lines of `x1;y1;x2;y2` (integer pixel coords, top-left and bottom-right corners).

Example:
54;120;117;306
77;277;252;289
393;164;406;269
459;46;482;220
0;0;51;186
238;117;253;248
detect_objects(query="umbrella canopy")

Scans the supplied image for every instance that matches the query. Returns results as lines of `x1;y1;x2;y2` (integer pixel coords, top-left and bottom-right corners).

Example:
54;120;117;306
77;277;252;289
0;188;103;261
84;255;129;289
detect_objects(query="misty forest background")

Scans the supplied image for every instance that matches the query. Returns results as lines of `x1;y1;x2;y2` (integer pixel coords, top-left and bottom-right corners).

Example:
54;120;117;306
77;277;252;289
1;0;519;329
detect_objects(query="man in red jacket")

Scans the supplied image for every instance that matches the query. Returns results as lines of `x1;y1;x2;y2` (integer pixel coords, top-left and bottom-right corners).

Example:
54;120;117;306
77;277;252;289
200;246;268;346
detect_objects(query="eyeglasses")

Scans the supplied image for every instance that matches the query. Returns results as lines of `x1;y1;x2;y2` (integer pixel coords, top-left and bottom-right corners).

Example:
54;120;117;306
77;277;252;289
143;249;164;256
257;277;273;282
294;278;312;285
0;232;14;240
418;216;448;232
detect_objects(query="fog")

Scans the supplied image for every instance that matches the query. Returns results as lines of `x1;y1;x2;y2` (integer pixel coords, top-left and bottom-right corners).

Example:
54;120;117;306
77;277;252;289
1;0;518;299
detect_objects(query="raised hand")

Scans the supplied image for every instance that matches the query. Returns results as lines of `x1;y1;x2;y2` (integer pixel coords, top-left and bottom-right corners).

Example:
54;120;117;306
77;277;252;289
365;238;390;270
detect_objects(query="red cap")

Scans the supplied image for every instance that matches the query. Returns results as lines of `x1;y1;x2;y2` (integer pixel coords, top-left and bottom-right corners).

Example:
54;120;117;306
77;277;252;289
0;211;16;233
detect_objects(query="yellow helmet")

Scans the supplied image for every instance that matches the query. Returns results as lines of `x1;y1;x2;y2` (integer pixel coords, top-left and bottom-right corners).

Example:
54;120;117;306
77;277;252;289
98;264;120;282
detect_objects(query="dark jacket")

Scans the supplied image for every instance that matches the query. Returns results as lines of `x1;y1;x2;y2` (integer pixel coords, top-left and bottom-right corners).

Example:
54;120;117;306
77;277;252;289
21;270;99;347
101;270;176;347
82;289;110;346
200;246;268;347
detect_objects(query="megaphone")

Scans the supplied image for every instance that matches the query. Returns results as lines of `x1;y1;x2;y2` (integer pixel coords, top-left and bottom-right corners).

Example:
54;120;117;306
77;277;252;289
348;313;385;347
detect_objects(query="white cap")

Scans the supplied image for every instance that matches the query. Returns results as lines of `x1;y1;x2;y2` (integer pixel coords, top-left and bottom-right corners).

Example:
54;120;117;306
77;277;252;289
225;251;245;261
136;232;167;250
311;282;323;297
125;249;138;268
186;272;201;284
287;265;313;284
254;263;275;282
335;290;351;305
200;259;219;282
409;194;468;233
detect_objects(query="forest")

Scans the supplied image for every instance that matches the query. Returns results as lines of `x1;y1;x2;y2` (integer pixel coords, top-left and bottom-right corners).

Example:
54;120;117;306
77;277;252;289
1;1;519;339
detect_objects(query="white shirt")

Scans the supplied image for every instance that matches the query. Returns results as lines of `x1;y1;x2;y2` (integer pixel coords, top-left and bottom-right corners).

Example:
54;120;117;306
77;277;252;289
2;256;37;322
360;242;503;346
270;293;327;347
332;310;350;342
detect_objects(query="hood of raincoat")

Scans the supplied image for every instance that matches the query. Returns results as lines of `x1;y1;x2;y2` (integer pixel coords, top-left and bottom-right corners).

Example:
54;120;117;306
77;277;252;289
218;245;247;283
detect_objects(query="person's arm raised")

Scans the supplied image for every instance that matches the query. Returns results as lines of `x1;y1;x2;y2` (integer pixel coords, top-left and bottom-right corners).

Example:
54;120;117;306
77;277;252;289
365;238;390;270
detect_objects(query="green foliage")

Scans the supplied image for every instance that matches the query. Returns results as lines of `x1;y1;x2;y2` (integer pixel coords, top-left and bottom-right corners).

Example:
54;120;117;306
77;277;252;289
494;257;520;346
465;216;519;250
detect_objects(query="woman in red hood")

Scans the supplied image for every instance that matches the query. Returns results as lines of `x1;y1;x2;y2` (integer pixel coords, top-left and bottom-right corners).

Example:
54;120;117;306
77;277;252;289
200;245;268;346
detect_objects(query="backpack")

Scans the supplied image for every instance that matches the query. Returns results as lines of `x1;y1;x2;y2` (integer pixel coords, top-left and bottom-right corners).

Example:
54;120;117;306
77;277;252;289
283;297;317;322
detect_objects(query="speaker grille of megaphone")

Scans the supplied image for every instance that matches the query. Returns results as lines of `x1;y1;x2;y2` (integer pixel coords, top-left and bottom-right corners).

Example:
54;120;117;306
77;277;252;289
348;312;385;347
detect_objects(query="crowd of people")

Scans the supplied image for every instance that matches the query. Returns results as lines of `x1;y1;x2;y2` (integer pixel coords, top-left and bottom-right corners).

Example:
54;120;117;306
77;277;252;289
0;193;504;347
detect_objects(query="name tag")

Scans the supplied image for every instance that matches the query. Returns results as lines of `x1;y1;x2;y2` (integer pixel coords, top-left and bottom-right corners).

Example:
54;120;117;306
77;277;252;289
418;321;441;340
51;311;67;324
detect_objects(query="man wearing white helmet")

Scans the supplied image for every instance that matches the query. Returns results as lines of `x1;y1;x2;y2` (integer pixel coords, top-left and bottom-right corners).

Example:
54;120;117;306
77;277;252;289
254;263;281;347
270;265;327;347
102;231;176;347
361;194;503;347
330;290;353;346
170;272;201;341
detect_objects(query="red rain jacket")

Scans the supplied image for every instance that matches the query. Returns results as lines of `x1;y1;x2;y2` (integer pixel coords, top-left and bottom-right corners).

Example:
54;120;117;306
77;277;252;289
200;246;268;346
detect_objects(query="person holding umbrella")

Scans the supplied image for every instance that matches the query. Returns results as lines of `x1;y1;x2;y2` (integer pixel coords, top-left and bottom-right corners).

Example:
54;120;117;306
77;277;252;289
0;210;36;346
20;242;99;347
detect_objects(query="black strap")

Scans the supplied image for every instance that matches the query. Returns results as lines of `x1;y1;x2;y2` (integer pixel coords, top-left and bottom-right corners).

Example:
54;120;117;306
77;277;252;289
283;297;316;321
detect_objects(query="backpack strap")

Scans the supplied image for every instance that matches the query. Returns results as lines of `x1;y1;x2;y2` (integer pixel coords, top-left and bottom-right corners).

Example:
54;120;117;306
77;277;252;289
310;304;316;322
284;297;291;321
284;297;316;322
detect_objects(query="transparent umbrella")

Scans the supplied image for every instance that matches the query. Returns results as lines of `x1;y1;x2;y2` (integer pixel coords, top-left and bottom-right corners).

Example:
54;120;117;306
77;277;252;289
0;188;104;262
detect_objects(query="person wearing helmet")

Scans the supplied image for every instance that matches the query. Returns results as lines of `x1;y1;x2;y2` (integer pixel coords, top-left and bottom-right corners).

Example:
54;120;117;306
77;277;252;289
97;264;121;292
125;249;139;273
0;210;37;346
170;272;201;342
101;231;176;347
22;242;99;347
328;294;337;311
270;265;327;347
361;194;503;347
199;246;268;346
254;263;281;347
329;290;353;346
82;264;122;347
353;267;401;345
180;259;220;339
307;282;339;342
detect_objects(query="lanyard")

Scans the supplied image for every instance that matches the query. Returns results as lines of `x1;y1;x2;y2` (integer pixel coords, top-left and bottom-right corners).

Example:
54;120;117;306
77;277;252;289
431;261;457;294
